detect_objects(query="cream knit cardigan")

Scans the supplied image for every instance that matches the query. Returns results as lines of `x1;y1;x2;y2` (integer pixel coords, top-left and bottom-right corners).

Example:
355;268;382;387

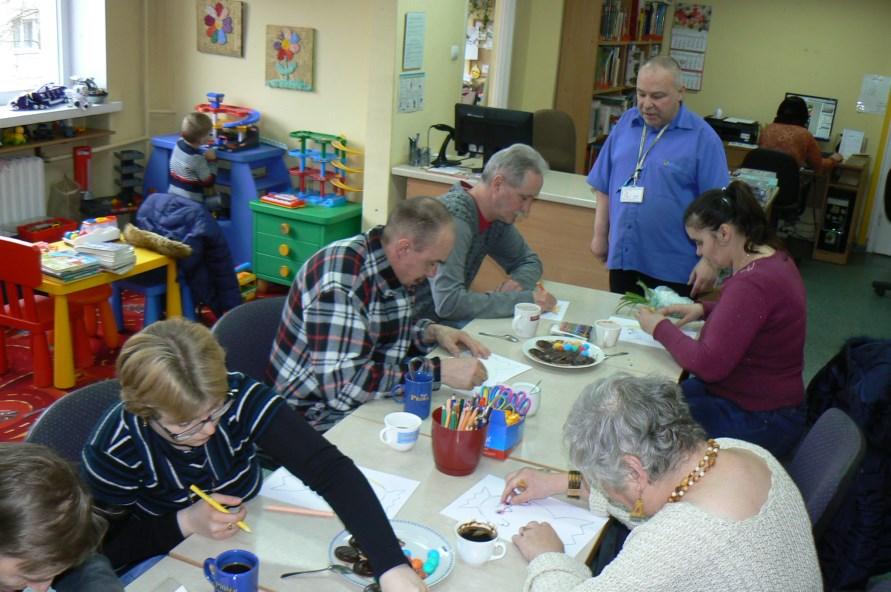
524;438;822;592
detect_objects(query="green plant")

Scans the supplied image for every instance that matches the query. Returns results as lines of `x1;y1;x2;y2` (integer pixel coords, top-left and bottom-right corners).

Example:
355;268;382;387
615;280;654;314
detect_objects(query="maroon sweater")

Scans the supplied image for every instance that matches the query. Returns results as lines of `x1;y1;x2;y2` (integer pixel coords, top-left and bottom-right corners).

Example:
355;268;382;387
653;252;806;411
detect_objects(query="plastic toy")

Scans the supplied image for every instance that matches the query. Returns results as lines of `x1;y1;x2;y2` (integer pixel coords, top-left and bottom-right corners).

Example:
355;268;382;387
70;76;108;104
194;92;260;152
287;130;364;207
63;216;121;245
9;83;68;110
2;126;27;146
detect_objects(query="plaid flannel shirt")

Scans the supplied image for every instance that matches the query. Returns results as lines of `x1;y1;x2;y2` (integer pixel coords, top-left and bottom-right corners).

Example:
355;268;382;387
268;226;439;430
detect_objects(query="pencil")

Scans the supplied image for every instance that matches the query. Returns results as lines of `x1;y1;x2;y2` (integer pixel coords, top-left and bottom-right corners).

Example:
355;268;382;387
264;504;335;518
189;484;252;533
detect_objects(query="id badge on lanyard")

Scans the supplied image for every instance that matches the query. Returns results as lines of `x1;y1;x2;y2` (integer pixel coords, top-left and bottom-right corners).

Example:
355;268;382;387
620;124;667;204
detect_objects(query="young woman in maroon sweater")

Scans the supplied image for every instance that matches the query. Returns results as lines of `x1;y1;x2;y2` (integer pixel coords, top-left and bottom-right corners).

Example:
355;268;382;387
636;181;807;458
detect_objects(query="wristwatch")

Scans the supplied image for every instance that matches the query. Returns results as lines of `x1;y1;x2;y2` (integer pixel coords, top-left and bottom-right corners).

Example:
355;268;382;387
567;470;582;499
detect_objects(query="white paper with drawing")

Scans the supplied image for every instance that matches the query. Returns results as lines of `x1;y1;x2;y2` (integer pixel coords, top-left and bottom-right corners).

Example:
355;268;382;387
440;474;606;558
609;316;699;350
260;466;419;519
479;352;532;386
540;300;569;322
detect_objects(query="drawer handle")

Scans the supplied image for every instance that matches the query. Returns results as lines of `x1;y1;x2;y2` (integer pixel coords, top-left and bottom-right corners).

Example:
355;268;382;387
278;243;290;256
279;265;291;278
280;223;290;235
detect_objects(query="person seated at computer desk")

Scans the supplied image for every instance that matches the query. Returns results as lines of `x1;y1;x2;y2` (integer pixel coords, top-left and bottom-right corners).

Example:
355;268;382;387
758;96;843;174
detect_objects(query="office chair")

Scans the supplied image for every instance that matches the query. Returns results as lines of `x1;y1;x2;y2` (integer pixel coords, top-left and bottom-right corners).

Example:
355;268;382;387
26;379;121;470
741;148;805;229
533;109;576;173
211;296;286;383
872;172;891;296
785;408;865;541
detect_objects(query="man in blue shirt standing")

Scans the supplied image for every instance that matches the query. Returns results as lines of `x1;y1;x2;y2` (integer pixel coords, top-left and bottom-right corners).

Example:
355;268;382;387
588;56;729;297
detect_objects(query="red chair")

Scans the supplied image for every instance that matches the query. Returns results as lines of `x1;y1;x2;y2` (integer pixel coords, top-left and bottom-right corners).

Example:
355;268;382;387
0;238;116;387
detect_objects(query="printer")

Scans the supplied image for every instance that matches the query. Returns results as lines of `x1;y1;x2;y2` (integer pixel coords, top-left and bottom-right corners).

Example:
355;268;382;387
705;116;760;144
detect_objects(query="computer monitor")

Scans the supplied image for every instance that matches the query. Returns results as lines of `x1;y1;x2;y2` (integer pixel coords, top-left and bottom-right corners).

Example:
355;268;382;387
785;92;838;142
454;104;534;166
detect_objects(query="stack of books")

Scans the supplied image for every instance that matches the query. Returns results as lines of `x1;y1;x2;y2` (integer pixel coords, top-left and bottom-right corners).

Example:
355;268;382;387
732;168;778;205
74;241;136;274
41;250;103;282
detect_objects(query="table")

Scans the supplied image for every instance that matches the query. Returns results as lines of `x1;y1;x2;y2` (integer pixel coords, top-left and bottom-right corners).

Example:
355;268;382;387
133;415;592;591
351;281;683;470
37;244;181;389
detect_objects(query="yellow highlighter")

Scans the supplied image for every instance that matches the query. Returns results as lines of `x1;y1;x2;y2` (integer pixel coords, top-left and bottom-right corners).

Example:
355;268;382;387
189;484;252;533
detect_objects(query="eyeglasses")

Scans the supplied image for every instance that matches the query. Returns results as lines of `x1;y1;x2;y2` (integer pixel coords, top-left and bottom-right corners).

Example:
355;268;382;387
153;398;234;442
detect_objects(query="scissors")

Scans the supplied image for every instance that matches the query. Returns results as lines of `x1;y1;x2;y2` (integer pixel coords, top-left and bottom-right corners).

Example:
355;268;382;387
407;356;433;380
490;389;532;416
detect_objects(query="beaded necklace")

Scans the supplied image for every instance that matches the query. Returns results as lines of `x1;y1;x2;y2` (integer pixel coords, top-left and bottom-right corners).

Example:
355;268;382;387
667;439;720;503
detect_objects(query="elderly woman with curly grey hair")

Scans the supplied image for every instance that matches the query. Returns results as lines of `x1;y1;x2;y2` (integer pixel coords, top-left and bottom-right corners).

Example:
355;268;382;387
501;374;820;591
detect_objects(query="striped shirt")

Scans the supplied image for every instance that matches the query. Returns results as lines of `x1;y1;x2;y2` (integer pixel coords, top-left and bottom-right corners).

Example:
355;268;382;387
168;138;213;201
82;373;284;519
268;226;439;430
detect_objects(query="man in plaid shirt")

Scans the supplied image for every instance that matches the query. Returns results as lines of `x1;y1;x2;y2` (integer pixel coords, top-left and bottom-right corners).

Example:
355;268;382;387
268;196;490;431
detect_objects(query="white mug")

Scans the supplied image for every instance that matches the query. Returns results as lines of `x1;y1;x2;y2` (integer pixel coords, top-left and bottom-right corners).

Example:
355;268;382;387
379;412;422;452
512;303;541;339
594;319;621;348
510;381;541;417
455;520;506;566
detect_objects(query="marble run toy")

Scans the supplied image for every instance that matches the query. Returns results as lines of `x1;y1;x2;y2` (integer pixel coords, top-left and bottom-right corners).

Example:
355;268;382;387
287;131;364;207
195;92;261;152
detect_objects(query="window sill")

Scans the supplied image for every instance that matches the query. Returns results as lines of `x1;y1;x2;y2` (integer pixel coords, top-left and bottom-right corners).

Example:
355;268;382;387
0;100;122;128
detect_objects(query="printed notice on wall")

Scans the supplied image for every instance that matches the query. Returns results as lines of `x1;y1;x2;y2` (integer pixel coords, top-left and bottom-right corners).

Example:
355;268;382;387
402;12;426;71
856;74;891;114
398;72;425;113
669;3;712;92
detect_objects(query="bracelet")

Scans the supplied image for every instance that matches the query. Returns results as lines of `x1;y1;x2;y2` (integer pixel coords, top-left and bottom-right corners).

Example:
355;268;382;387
567;470;582;499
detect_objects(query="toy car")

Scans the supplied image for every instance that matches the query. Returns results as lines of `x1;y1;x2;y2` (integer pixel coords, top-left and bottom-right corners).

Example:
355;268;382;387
9;83;68;110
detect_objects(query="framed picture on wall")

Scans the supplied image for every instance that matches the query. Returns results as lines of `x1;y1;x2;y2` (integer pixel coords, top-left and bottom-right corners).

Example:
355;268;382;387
196;0;244;57
265;25;315;91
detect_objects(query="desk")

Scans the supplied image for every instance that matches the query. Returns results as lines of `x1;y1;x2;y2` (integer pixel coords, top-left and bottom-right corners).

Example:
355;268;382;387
391;164;608;290
351;281;683;470
141;415;591;591
37;245;181;389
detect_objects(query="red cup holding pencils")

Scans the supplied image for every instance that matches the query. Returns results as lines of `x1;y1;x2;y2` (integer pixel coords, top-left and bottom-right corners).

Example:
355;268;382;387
432;406;488;476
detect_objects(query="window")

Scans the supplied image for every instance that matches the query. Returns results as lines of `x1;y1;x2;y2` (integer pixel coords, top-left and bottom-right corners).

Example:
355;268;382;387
0;0;60;97
0;0;105;105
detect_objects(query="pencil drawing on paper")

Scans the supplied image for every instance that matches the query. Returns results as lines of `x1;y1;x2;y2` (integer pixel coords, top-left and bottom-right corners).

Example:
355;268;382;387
440;474;606;557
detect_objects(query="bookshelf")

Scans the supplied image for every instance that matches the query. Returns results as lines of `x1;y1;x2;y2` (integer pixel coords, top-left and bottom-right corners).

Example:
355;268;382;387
556;0;669;173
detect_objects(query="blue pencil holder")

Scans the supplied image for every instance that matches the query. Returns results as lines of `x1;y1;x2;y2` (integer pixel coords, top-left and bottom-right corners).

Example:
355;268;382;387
483;408;524;460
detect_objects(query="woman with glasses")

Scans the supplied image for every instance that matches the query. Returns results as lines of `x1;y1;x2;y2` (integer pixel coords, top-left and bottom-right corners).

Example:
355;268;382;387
501;374;820;591
82;318;426;592
635;181;807;458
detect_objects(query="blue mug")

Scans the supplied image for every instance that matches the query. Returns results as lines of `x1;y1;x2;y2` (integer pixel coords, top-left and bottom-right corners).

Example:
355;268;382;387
392;371;433;419
204;549;259;592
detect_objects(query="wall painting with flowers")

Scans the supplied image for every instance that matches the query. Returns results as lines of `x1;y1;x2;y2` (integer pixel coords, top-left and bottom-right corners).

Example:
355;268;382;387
266;25;315;91
197;0;244;57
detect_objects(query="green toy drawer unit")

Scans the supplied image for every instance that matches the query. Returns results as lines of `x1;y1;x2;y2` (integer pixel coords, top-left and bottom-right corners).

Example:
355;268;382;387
249;200;362;286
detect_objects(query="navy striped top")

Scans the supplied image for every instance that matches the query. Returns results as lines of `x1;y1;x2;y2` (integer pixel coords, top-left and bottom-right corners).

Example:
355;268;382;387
83;373;283;519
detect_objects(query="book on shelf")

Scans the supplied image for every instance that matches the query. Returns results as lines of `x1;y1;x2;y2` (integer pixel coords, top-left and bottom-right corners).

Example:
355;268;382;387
41;250;103;281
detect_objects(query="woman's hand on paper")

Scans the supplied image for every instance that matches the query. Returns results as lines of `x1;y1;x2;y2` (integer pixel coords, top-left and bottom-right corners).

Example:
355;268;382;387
177;493;246;539
513;521;564;562
500;468;566;505
657;303;704;327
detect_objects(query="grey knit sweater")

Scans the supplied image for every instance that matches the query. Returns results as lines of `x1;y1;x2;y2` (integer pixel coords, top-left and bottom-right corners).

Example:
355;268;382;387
413;182;543;322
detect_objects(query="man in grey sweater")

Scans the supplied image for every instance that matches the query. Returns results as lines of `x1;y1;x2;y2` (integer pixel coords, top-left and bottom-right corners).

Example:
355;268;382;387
413;144;557;324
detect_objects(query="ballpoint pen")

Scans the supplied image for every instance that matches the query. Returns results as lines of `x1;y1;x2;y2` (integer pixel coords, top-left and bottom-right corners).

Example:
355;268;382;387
189;484;252;533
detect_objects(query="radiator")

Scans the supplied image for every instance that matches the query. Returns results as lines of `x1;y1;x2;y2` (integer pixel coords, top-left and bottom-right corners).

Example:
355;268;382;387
0;156;46;227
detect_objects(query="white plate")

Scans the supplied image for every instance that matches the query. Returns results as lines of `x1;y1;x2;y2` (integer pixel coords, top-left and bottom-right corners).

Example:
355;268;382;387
522;336;605;369
328;519;455;588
